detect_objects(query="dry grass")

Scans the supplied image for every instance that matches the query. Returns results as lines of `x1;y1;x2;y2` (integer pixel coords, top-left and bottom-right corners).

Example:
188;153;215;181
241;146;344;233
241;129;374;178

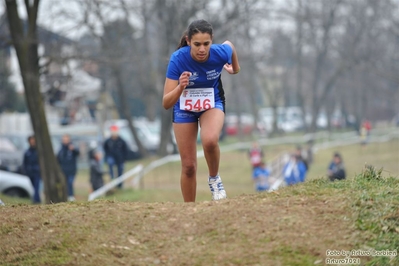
1;138;398;265
2;168;398;265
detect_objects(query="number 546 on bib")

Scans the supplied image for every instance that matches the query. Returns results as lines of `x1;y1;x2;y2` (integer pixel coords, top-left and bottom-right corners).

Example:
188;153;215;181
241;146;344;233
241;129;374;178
179;88;215;112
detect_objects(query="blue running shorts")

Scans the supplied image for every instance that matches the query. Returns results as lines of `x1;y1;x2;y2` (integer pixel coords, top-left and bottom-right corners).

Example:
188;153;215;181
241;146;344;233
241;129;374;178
173;101;225;123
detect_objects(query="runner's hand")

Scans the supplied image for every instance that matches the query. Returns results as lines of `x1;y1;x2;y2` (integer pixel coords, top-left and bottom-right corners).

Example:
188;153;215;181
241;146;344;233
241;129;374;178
179;71;192;90
223;63;234;74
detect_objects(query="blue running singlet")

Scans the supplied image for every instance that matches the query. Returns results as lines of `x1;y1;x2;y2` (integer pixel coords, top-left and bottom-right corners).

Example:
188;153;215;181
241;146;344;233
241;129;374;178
166;44;233;123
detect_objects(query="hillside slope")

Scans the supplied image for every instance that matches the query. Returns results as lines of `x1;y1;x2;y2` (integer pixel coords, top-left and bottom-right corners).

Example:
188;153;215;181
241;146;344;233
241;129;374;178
1;166;398;266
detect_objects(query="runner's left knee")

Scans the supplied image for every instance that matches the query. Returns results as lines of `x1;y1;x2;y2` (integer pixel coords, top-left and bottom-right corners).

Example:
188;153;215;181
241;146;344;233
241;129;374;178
201;134;219;151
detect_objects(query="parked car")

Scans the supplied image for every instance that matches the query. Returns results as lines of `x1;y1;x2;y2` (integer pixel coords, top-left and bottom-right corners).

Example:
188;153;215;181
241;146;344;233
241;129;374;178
142;119;178;154
0;136;24;172
305;112;328;129
104;118;177;157
2;133;30;151
225;113;255;136
281;107;305;132
0;170;34;199
258;107;286;133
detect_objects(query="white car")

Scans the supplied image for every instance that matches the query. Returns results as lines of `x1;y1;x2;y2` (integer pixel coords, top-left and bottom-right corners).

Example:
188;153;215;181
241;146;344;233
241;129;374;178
0;170;34;199
104;118;177;155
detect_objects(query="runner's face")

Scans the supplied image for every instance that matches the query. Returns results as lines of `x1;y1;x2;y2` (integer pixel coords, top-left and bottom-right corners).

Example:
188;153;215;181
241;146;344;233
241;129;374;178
187;32;212;62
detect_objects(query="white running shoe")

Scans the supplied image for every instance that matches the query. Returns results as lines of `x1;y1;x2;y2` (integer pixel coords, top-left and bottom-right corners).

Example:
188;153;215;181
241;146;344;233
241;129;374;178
208;175;227;201
68;196;75;202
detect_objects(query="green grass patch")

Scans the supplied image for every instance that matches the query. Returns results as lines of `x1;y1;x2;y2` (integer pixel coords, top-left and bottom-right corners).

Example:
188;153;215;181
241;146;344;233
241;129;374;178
270;245;319;266
0;194;31;205
349;166;399;265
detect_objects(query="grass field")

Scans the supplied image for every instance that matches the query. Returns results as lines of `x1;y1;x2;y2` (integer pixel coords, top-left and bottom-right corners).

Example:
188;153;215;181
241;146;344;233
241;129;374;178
2;137;397;205
94;138;398;203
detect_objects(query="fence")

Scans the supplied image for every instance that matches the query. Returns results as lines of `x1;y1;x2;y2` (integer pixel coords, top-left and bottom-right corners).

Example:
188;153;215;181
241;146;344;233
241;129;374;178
130;130;352;190
131;127;399;192
88;164;143;201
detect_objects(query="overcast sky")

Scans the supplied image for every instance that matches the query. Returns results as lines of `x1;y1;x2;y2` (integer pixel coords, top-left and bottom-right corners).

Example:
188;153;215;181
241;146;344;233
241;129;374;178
1;0;100;40
1;0;292;41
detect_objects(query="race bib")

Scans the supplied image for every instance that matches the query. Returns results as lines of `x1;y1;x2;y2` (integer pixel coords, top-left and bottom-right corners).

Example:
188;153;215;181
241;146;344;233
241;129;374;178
180;88;215;112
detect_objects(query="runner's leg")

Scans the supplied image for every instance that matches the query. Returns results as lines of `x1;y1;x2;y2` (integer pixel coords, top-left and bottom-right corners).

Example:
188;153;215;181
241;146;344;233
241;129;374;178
199;108;225;177
173;122;199;202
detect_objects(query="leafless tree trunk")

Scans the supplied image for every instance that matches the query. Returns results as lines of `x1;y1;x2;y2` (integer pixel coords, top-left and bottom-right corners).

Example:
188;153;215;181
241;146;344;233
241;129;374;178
5;0;67;203
111;66;148;157
242;1;262;133
295;0;307;130
261;71;284;136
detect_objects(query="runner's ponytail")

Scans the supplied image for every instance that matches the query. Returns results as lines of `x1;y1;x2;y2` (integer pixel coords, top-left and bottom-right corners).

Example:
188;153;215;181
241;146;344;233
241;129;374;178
177;30;188;50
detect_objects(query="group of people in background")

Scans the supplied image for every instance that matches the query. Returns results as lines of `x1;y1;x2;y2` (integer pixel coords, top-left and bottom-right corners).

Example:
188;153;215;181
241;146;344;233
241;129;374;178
248;141;346;192
21;129;348;204
21;125;129;204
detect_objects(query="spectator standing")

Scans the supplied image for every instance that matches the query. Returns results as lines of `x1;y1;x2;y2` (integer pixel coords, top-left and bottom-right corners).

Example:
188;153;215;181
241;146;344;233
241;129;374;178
57;134;80;202
248;142;264;169
360;125;368;146
252;162;270;192
89;149;105;191
363;120;372;135
305;139;314;166
283;154;307;186
327;152;346;181
294;145;309;171
22;135;41;204
360;119;372;146
103;125;128;188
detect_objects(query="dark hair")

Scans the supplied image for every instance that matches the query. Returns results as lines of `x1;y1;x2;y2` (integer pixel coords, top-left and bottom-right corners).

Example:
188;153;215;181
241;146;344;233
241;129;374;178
296;145;302;151
177;19;213;50
334;152;342;159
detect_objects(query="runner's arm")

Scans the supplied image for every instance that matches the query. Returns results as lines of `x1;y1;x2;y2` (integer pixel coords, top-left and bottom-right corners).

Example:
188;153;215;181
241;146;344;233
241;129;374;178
162;71;191;109
223;40;240;74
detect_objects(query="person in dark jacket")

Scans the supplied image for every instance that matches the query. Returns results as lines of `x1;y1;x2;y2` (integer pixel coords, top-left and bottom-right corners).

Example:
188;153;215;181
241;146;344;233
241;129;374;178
294;145;309;171
57;134;80;201
103;125;128;188
327;152;346;181
89;149;104;191
22;135;41;204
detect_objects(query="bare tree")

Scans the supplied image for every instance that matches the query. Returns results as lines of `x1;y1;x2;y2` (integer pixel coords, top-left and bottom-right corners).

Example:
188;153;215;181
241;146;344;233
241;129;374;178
260;69;284;136
101;18;148;157
5;0;67;203
295;0;306;130
52;0;148;157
